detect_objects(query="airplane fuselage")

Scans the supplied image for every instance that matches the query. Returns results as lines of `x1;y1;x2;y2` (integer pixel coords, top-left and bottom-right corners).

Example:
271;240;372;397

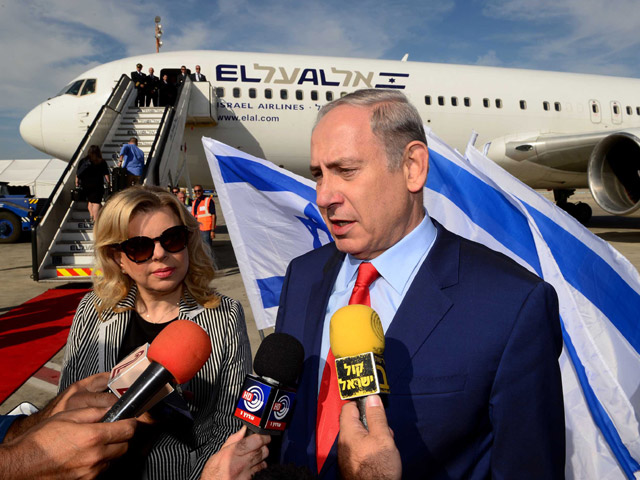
20;50;640;214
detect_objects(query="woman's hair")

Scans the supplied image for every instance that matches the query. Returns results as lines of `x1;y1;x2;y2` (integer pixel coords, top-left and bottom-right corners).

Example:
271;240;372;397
87;145;103;164
92;185;219;317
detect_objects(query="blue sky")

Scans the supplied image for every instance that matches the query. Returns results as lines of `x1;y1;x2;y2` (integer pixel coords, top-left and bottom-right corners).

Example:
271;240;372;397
2;0;640;158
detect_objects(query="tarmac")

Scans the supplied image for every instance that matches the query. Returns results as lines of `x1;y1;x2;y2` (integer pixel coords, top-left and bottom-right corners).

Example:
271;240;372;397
0;188;639;414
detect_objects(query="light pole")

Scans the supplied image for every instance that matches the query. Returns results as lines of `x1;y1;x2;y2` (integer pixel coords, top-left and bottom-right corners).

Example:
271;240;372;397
155;16;163;53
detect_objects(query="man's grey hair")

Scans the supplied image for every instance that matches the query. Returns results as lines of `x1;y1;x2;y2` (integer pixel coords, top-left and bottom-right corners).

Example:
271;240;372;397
316;89;427;170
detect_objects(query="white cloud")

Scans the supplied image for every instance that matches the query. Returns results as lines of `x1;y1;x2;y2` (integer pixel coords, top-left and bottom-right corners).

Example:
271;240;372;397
482;0;640;75
476;50;502;66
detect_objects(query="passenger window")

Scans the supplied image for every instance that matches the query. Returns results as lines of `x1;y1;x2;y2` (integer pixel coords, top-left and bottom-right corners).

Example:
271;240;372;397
81;79;96;96
495;99;503;109
554;102;561;112
425;95;432;105
311;90;318;101
265;89;272;99
637;107;640;115
249;88;256;99
215;87;225;98
626;106;632;115
280;89;288;100
233;87;241;98
451;97;458;107
592;103;599;114
543;101;550;111
483;98;489;108
326;91;333;101
613;104;619;115
519;100;527;110
438;96;445;106
464;97;471;107
296;90;303;100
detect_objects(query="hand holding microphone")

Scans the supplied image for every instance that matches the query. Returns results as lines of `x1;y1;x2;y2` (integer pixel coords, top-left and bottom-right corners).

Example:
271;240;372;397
330;304;389;429
102;319;212;422
338;395;401;480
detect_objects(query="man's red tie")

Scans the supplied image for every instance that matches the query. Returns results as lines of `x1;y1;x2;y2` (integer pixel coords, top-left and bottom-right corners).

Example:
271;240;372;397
316;262;380;473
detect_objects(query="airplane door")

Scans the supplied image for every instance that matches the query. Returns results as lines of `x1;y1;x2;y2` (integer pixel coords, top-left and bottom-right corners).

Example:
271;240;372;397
611;101;622;125
589;100;602;124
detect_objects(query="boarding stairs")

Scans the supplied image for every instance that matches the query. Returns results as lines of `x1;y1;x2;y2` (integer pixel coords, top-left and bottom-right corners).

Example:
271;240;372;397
32;76;217;281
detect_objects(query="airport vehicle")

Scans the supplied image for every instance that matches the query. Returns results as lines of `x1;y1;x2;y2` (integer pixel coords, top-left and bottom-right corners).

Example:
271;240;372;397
0;182;44;243
19;50;640;222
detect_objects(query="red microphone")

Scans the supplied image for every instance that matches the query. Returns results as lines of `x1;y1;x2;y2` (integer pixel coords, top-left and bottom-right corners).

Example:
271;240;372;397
102;320;212;422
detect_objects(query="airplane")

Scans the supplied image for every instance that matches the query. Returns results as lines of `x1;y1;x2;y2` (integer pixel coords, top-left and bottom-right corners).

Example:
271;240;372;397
19;49;640;222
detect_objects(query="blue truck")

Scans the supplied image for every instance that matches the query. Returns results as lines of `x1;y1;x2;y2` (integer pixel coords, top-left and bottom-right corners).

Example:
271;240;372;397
0;182;48;243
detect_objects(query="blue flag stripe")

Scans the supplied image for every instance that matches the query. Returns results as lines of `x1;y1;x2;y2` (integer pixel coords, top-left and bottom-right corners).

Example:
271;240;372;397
256;276;285;309
216;155;317;203
560;320;640;479
525;204;640;355
427;149;543;276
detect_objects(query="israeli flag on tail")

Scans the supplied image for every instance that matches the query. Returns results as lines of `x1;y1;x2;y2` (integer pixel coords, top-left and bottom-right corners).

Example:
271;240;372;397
203;131;640;479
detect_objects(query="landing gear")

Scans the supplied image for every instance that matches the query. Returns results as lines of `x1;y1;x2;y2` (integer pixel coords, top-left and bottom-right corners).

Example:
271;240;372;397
553;189;592;224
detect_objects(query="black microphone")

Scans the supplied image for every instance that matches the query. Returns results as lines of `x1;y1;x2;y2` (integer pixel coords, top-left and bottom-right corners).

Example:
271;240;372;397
234;333;304;435
102;320;212;423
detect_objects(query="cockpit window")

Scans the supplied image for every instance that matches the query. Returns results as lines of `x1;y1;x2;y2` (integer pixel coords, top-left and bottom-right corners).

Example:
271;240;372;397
57;80;85;97
81;79;96;96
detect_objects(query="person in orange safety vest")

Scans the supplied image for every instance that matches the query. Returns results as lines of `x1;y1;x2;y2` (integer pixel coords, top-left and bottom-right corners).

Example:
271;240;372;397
191;185;216;255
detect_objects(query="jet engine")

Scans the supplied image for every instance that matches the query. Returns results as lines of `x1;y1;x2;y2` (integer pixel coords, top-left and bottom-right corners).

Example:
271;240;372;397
588;131;640;216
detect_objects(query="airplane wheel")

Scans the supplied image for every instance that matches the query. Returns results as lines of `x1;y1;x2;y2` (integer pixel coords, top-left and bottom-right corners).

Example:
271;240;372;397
0;211;21;243
575;202;592;224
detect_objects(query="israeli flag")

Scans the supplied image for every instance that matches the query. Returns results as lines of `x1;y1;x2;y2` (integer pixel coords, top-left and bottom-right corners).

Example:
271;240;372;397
203;131;640;479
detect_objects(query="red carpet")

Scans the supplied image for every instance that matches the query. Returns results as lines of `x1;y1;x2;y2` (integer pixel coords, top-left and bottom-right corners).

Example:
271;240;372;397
0;288;89;404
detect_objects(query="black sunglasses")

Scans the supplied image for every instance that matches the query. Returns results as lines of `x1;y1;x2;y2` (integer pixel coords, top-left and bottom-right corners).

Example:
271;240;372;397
114;225;189;263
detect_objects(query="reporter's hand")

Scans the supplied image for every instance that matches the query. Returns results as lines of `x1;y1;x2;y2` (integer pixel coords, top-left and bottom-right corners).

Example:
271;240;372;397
0;406;136;480
48;372;116;415
338;395;401;480
5;373;117;441
200;426;270;480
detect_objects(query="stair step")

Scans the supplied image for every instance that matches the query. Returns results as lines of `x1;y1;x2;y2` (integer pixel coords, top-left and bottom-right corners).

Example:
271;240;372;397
60;230;94;241
50;252;95;266
52;240;94;254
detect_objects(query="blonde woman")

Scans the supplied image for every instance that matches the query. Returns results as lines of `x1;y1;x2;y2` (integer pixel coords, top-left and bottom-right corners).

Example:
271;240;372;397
59;186;251;479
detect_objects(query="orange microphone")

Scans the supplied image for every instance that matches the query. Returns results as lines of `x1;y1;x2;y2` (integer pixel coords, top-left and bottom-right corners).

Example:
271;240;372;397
102;320;212;422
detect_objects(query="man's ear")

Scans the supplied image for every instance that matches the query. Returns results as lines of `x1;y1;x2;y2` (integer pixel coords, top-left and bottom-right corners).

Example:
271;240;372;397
403;141;429;193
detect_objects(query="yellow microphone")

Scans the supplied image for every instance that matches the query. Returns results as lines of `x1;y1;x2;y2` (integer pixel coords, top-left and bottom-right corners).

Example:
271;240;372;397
330;304;390;429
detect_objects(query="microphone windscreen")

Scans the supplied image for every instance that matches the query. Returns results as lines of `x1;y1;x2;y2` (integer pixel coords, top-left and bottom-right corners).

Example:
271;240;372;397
253;333;304;387
330;304;385;357
148;319;212;384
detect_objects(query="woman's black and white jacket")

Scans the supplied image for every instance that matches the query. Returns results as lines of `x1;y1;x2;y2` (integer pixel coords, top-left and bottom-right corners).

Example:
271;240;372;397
59;286;252;480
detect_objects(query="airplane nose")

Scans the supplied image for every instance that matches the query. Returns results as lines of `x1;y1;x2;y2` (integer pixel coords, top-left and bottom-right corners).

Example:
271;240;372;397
20;104;45;152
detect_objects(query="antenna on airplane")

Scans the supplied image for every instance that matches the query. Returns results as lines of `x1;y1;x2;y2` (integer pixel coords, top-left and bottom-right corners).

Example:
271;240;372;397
155;16;163;53
401;53;409;62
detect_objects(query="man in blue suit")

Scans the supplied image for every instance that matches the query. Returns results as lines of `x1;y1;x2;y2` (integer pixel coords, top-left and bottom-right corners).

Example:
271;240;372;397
274;89;565;479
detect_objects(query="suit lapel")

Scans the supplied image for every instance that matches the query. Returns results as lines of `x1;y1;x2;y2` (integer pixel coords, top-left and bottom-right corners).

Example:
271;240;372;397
385;221;459;383
301;245;344;475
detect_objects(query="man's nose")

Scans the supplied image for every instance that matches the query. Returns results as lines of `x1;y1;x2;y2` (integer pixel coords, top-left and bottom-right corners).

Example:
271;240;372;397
315;176;340;209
